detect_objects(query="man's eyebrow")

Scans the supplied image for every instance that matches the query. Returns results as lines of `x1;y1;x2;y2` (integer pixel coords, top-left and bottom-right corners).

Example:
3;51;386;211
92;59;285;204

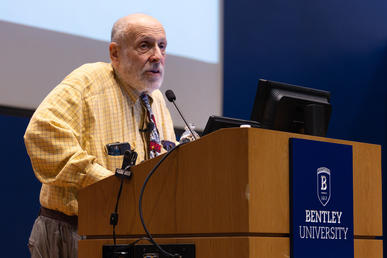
136;35;167;43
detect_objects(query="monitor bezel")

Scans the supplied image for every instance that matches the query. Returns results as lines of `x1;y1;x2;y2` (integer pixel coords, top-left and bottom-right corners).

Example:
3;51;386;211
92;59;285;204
250;79;332;136
202;115;261;136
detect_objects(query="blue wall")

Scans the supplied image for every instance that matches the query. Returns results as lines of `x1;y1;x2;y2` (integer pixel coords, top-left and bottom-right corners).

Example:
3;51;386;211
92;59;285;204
224;0;386;253
0;114;40;257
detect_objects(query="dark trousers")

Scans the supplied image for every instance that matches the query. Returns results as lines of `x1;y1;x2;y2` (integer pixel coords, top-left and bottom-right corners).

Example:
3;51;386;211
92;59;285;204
28;215;80;258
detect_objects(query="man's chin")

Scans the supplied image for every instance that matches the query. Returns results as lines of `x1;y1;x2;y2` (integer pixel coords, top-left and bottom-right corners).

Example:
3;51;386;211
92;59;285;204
131;81;162;94
145;81;162;93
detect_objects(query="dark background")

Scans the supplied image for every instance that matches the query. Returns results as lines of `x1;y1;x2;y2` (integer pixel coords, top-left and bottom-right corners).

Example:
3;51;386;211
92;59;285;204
0;113;40;257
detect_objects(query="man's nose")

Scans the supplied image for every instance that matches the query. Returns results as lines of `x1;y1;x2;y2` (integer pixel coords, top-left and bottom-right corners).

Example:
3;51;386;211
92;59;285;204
149;46;163;63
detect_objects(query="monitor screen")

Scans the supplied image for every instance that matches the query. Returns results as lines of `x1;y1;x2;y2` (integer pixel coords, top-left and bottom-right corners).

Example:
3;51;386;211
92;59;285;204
250;79;331;136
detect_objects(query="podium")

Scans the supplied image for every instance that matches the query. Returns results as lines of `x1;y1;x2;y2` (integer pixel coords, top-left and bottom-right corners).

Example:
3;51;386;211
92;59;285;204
78;128;382;257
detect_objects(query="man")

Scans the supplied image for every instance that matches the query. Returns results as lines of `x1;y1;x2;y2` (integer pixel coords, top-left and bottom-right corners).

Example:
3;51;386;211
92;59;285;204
24;14;176;257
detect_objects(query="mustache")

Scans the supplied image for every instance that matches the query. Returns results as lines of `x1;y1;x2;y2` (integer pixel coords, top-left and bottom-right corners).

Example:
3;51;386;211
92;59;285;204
144;63;163;73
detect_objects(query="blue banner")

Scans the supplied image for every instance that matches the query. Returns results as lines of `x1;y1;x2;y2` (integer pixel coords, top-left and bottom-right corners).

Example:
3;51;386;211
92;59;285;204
290;138;354;258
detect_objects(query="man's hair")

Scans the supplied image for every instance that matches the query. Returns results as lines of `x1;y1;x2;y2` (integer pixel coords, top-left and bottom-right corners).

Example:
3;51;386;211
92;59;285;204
110;14;163;44
111;19;130;44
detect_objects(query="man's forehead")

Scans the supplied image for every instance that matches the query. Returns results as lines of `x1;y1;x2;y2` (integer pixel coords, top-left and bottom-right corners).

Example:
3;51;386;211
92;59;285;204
130;25;166;42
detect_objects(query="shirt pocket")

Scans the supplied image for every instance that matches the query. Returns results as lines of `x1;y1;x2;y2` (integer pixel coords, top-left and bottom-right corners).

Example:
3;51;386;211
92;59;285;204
105;155;124;171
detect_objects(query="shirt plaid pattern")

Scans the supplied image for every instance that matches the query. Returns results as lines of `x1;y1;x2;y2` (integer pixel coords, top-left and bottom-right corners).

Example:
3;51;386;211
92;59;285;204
24;62;176;215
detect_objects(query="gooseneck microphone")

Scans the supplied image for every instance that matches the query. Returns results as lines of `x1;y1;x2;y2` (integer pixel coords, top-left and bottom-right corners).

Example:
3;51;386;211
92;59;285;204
165;89;197;140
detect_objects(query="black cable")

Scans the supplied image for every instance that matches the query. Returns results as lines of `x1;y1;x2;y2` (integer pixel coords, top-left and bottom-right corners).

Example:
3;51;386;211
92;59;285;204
111;151;137;246
170;101;197;140
112;174;125;245
129;236;150;246
138;142;187;257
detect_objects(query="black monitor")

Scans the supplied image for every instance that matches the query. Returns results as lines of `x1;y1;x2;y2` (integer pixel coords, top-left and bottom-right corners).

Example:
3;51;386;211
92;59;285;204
202;115;261;136
250;79;331;136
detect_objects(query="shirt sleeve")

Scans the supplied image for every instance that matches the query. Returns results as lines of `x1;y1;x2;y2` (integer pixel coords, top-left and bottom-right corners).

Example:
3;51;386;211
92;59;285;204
24;82;113;189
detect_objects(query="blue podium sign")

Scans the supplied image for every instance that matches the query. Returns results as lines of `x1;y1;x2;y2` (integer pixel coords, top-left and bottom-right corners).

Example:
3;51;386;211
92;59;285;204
289;138;354;258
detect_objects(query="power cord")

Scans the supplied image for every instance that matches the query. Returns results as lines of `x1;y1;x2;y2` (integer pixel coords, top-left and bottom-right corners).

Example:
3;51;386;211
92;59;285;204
138;142;187;257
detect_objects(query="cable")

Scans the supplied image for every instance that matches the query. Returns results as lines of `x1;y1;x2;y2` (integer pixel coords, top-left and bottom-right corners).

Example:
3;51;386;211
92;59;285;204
111;150;137;246
129;236;151;246
111;174;125;245
138;142;187;257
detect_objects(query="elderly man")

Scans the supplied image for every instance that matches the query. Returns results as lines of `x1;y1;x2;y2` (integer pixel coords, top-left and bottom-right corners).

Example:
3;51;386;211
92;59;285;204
24;14;176;257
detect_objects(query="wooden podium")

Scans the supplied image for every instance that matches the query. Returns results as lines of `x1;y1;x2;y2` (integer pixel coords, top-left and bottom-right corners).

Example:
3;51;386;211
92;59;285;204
78;128;383;257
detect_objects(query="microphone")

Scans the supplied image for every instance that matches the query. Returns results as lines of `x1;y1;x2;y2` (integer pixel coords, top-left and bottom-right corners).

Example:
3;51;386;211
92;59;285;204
165;89;198;141
165;90;176;102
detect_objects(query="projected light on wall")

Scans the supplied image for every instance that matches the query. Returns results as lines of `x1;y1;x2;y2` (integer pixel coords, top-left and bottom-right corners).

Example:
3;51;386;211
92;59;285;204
0;0;222;129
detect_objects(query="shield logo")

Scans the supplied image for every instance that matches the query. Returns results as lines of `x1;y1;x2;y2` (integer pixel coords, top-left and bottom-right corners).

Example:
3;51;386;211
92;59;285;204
317;167;331;206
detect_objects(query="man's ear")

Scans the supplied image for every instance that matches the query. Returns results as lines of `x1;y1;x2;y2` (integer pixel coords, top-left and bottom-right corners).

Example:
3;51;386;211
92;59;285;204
109;42;120;64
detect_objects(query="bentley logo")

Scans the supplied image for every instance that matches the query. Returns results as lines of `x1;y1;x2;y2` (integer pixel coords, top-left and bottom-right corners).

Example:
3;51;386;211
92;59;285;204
317;167;331;206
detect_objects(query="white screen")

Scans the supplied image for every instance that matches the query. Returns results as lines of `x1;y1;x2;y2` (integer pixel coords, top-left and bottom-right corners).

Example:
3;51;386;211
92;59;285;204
0;0;222;129
1;0;219;63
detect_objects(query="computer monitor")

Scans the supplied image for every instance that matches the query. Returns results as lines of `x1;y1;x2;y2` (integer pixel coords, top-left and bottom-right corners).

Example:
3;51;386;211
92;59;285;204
250;79;331;136
202;115;261;136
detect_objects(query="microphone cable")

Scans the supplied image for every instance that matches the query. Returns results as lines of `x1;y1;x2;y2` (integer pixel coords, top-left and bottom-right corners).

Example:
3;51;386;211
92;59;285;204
111;150;137;245
112;175;124;246
138;142;187;257
165;89;198;141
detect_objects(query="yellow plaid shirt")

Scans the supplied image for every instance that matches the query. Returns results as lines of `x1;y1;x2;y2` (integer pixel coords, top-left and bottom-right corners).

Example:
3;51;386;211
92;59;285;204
24;62;176;215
